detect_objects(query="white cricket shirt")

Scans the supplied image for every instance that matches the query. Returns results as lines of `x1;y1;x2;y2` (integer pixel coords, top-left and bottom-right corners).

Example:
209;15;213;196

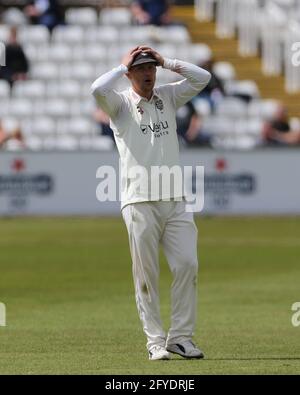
91;58;211;209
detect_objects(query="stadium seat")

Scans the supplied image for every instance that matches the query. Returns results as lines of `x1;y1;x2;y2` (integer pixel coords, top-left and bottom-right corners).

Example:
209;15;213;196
193;98;212;116
56;135;79;150
25;135;43;151
224;80;260;100
0;102;9;118
84;26;119;43
5;139;24;151
65;7;98;26
91;136;115;151
52;26;84;44
216;97;248;118
248;99;280;120
8;99;33;117
18;26;50;44
31;62;59;80
213;61;236;82
66;117;94;135
20;118;33;136
162;25;191;44
43;136;58;150
195;0;215;21
119;26;153;43
12;80;46;99
60;62;95;80
1;7;27;26
73;44;107;62
47;44;73;62
184;43;212;65
47;80;81;98
0;25;9;42
0;80;10;98
31;117;56;135
45;99;70;117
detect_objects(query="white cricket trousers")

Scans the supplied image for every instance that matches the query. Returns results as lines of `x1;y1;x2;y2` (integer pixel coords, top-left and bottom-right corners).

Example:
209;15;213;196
122;200;199;350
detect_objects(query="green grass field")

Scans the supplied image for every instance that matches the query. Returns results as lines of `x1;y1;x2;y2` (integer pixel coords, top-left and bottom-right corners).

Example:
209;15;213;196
0;216;300;375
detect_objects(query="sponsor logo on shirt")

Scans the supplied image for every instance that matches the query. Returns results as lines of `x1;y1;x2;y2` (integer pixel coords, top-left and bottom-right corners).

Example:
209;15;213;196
137;106;144;114
140;121;169;137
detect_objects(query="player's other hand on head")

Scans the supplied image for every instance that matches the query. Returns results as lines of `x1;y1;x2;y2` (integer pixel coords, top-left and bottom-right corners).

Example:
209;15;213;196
121;47;142;69
138;46;164;67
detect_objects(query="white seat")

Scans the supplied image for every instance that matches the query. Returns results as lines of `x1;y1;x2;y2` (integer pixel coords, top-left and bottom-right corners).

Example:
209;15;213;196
31;62;59;80
45;99;69;117
155;44;177;59
47;44;72;62
119;26;153;43
90;136;115;151
65;7;98;26
0;80;10;98
12;80;46;98
216;97;248;118
60;62;95;80
0;102;9;117
70;99;95;117
192;97;212;116
66;117;93;135
5;139;24;152
99;8;132;26
18;26;50;44
43;136;58;150
186;44;212;65
8;99;33;117
71;44;107;63
79;136;93;150
2;7;27;26
52;26;84;44
47;80;81;98
225;80;260;99
161;26;190;44
56;135;79;150
0;25;9;42
24;44;39;62
82;44;107;62
213;61;236;82
25;136;43;151
84;26;119;43
32;116;56;135
248;99;280;119
81;82;94;97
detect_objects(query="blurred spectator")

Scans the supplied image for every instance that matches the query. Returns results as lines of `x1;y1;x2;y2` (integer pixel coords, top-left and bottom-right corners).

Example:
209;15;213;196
0;120;23;148
0;27;29;88
25;0;64;32
176;101;211;147
93;108;115;143
131;0;172;26
263;104;300;145
195;59;225;111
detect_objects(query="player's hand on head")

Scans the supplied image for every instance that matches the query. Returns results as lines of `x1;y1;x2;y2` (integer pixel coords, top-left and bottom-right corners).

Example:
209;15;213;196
121;47;142;69
138;46;164;67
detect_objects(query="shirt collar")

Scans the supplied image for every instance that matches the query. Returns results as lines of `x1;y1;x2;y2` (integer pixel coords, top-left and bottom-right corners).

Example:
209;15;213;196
130;88;162;105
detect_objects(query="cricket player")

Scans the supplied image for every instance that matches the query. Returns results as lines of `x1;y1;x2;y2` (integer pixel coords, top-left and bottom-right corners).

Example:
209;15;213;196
91;46;211;360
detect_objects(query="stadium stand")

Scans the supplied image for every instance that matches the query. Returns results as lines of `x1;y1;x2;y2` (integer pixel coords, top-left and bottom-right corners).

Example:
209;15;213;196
0;1;299;151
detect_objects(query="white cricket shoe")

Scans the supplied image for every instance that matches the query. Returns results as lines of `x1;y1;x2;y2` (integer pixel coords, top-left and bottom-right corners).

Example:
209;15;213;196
148;345;171;361
167;340;204;359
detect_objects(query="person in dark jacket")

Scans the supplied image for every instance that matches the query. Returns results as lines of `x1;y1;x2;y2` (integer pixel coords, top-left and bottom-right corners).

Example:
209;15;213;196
131;0;171;26
25;0;64;32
